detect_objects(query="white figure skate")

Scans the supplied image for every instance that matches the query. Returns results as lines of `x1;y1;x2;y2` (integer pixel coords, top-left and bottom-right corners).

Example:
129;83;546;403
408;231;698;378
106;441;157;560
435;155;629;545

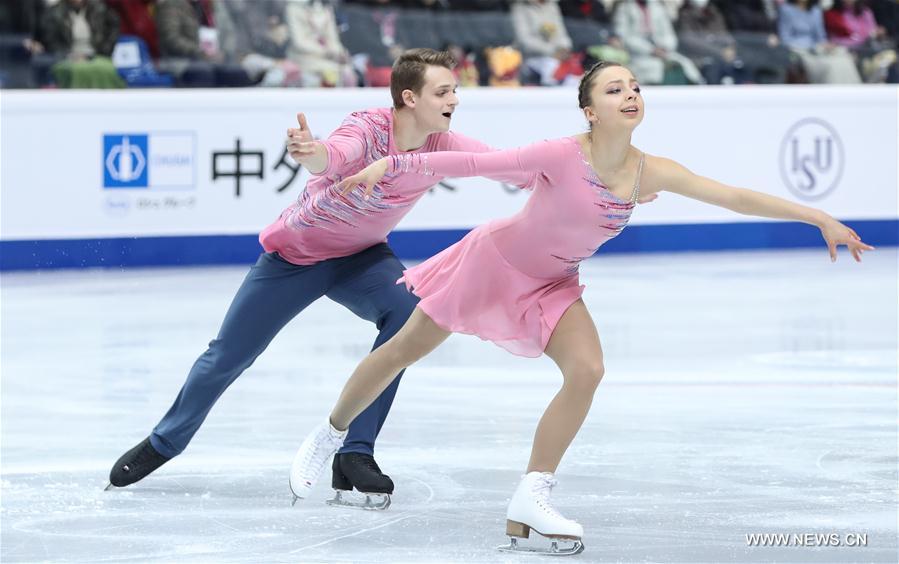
289;419;346;506
497;472;585;556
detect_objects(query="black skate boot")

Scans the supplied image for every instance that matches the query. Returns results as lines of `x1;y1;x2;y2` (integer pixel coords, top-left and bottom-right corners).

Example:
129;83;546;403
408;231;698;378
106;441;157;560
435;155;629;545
106;437;171;490
327;453;393;510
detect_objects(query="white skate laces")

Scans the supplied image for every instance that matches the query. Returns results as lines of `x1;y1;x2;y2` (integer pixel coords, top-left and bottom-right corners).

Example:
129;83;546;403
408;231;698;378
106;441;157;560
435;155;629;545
289;419;346;505
530;473;566;521
500;471;585;555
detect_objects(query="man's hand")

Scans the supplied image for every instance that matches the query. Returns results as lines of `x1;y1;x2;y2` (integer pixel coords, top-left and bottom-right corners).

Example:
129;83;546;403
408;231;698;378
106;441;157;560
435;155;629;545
287;112;316;164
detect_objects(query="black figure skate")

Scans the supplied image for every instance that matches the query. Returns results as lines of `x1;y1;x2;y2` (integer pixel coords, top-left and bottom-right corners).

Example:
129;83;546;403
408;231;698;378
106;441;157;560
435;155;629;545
327;453;393;511
105;437;171;490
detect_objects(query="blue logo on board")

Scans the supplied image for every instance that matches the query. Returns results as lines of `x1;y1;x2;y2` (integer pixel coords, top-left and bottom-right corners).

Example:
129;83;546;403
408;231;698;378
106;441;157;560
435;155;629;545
104;134;148;188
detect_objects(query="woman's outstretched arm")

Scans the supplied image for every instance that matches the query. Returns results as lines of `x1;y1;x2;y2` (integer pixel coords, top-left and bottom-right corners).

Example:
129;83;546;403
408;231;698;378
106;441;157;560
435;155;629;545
646;155;875;262
338;139;564;198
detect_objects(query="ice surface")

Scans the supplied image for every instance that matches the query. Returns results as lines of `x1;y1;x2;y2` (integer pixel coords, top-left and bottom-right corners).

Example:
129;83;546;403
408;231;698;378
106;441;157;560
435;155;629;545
2;249;896;562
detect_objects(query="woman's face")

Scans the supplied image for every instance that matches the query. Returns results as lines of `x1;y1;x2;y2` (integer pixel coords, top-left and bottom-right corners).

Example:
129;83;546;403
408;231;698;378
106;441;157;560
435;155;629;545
584;66;644;131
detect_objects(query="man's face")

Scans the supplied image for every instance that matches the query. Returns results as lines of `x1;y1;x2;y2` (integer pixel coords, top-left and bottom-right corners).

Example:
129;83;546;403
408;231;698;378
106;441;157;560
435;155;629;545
407;65;459;133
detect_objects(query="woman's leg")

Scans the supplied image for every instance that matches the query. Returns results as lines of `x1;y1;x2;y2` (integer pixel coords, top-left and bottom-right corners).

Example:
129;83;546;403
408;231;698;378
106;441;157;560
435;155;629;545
527;299;605;473
325;243;421;456
329;306;451;430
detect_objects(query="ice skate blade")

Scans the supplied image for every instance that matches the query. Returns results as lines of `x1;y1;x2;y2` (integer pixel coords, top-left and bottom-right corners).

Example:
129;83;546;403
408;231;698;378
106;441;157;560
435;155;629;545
291;494;299;507
326;489;391;511
497;536;584;556
104;483;114;491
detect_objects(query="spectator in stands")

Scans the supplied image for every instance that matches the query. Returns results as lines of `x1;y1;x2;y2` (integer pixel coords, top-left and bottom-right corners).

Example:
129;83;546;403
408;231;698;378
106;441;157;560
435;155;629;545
778;0;862;82
215;0;301;86
612;0;703;84
825;0;880;47
713;0;795;82
869;0;899;42
584;34;630;68
868;0;899;80
106;0;160;59
0;0;48;87
825;0;896;81
510;0;578;85
355;2;404;86
677;0;747;84
716;0;779;34
155;0;252;86
41;0;125;87
446;42;480;86
558;0;610;23
155;0;209;84
284;0;357;87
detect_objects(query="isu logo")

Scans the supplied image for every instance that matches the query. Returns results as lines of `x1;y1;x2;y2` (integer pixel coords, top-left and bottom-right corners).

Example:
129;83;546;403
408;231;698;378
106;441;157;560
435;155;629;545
779;118;844;201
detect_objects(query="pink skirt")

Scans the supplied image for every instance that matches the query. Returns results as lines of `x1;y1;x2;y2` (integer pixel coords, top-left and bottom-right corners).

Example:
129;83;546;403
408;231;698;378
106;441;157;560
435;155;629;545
399;226;584;358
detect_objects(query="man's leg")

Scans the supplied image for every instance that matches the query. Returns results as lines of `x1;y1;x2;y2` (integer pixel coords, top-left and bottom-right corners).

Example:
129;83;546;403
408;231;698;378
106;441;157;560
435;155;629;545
150;252;333;457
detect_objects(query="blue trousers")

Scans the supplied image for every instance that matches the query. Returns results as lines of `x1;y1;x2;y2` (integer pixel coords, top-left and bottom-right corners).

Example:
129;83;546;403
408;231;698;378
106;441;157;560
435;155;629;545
150;243;418;458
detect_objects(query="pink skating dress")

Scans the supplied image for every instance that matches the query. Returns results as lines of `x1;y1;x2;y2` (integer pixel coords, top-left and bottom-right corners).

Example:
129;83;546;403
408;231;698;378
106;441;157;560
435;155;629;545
388;136;644;357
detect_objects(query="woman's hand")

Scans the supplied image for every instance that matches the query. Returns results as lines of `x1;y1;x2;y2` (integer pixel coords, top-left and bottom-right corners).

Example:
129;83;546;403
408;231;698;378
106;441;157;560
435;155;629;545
820;218;874;262
337;158;389;199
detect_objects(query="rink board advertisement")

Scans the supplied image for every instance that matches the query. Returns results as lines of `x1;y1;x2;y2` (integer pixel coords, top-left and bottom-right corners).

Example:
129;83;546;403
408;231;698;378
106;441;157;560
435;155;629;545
1;86;897;269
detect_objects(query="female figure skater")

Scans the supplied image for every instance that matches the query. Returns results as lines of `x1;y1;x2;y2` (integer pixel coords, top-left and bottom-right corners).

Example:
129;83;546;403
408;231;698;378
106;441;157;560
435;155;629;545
288;61;873;554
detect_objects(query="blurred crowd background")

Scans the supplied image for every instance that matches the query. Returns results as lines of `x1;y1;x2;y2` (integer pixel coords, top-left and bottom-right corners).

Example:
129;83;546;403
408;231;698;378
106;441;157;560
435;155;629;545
1;0;897;90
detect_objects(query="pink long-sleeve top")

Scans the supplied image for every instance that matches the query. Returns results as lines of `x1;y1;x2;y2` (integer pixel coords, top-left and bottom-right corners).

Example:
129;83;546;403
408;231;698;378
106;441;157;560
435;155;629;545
825;8;877;48
260;108;537;265
388;136;643;279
